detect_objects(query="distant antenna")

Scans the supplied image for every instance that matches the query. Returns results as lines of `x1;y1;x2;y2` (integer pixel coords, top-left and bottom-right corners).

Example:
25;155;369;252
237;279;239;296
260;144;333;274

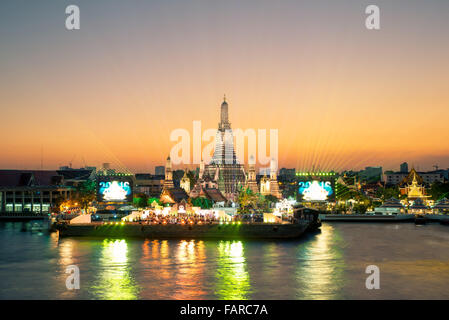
69;154;76;169
433;164;439;171
40;144;43;170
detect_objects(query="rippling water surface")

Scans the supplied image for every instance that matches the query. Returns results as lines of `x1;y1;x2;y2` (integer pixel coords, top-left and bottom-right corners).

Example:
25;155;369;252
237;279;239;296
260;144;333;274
1;222;449;299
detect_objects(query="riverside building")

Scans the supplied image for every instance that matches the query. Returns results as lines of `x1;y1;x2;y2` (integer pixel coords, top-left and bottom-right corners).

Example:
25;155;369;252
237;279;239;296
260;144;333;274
385;166;445;185
0;170;72;214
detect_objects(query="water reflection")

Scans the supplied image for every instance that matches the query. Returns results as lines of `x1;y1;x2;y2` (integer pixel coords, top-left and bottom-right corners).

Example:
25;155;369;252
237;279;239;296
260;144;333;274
58;239;75;267
90;239;139;300
262;243;281;279
172;240;206;299
5;221;449;299
295;225;345;299
139;240;172;299
55;238;79;299
215;241;251;299
49;231;60;249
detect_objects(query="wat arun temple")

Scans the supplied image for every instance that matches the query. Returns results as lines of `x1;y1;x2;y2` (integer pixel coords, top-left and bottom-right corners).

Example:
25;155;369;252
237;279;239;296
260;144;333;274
203;97;246;200
169;97;281;202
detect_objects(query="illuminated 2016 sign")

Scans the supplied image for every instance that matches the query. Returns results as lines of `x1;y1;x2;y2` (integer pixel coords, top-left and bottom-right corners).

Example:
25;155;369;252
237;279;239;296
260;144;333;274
298;180;334;201
98;180;132;202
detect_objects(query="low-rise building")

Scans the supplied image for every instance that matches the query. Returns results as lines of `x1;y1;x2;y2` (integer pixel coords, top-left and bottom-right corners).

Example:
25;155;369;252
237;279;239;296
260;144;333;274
134;173;164;197
155;166;165;176
0;170;73;214
57;167;95;187
385;170;444;186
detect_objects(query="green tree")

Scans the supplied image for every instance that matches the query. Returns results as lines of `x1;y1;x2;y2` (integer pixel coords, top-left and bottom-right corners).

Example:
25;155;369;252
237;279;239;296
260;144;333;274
281;183;297;199
237;188;260;214
429;182;449;200
148;197;161;207
264;194;279;205
74;180;96;213
336;183;359;201
353;203;368;214
191;197;212;209
186;170;197;190
133;193;149;208
376;185;400;200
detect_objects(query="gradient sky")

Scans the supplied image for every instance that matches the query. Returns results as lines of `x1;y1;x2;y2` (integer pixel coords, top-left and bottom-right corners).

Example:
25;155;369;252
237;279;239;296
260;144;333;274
1;0;449;173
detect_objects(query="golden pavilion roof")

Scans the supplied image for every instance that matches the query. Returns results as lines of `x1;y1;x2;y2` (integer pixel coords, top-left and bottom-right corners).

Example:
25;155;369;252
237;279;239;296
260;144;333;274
399;168;424;186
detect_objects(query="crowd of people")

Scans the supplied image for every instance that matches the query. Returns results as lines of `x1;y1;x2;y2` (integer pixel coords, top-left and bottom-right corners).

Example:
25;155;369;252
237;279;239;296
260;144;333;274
98;211;295;225
137;212;227;225
127;212;284;225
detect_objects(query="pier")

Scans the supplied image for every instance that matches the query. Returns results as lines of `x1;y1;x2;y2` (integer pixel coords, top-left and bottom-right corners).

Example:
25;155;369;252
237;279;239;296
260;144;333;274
320;213;449;223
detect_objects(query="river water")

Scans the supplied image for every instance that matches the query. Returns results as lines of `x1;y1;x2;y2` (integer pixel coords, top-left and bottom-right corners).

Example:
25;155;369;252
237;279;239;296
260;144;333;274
1;221;448;300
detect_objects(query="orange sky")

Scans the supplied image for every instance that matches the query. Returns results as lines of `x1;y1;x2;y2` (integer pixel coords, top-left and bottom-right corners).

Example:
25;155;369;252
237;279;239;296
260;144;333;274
1;1;449;173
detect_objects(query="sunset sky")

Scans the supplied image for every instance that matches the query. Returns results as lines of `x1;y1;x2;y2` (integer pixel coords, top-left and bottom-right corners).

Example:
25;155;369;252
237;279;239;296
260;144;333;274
1;0;449;173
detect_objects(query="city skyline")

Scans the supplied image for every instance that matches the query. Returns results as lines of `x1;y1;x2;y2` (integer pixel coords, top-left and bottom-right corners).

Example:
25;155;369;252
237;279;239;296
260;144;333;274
2;1;449;305
1;0;449;172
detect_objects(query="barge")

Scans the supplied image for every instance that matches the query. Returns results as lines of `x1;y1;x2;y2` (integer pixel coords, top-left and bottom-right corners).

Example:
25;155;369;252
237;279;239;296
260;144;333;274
56;221;310;240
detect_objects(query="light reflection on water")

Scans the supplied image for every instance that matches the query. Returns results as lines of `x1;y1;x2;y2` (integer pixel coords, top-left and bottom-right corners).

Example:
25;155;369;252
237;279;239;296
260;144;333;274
58;239;74;267
295;224;345;299
89;239;139;300
215;241;251;300
172;240;206;299
1;222;449;299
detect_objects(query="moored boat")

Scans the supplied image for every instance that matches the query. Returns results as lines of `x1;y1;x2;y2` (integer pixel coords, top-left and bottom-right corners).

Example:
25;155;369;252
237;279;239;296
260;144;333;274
293;205;321;231
56;220;310;240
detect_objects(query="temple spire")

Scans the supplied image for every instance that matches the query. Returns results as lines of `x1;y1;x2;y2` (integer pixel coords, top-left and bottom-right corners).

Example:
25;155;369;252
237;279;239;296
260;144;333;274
219;96;230;131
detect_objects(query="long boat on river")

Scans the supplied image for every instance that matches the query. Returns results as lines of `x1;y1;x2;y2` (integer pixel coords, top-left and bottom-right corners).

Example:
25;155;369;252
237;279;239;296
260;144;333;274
56;220;310;240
